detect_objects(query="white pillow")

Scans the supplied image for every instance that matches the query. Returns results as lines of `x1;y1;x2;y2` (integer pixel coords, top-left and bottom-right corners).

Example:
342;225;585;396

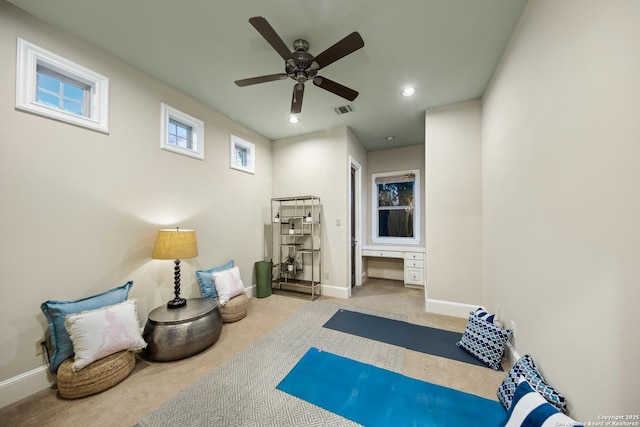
65;299;147;371
212;266;246;306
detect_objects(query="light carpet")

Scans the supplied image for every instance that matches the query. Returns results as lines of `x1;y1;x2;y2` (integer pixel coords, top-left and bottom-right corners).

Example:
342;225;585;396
135;301;406;427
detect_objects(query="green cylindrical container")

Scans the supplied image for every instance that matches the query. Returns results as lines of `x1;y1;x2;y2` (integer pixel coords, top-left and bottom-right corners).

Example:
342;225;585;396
255;261;272;298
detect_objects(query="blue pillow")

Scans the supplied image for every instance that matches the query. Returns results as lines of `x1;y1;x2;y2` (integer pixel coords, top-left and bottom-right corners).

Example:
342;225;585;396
457;311;512;370
40;281;133;373
499;379;581;427
498;354;568;413
195;260;234;299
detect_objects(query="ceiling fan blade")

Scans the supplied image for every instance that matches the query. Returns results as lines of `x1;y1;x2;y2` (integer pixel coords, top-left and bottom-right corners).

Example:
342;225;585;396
290;83;305;114
235;73;288;87
311;32;364;71
249;16;292;62
313;76;359;101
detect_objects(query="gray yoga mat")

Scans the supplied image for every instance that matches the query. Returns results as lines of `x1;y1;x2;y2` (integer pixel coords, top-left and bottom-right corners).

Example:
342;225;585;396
323;308;501;370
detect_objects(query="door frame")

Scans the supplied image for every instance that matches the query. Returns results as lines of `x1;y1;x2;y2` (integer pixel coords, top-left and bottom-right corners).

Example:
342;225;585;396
349;156;363;290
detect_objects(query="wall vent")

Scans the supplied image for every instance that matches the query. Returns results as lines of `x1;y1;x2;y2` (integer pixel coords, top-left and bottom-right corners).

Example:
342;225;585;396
333;104;355;115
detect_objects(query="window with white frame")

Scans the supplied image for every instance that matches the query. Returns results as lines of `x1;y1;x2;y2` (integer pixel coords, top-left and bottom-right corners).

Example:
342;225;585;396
15;38;109;133
229;135;255;174
372;170;420;244
160;103;205;160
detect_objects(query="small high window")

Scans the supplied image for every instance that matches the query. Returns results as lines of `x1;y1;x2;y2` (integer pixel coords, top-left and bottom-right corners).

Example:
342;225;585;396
372;170;421;244
15;38;109;133
229;135;255;174
160;103;205;160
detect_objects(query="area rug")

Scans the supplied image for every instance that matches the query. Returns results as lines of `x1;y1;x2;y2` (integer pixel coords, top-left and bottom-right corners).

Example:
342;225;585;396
278;347;506;427
323;308;500;370
135;301;406;426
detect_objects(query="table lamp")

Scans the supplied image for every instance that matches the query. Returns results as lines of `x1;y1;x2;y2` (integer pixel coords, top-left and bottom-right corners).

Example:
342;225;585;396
152;227;198;308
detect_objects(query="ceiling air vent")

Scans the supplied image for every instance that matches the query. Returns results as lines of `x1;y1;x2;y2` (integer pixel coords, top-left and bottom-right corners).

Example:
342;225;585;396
334;104;355;115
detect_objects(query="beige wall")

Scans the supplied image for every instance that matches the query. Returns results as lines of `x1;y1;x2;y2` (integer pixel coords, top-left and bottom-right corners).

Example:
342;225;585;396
0;1;271;395
272;127;354;296
366;144;426;246
425;100;482;305
482;0;640;419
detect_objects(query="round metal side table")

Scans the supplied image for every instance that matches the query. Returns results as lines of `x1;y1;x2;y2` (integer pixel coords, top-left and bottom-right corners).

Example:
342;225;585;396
142;298;222;362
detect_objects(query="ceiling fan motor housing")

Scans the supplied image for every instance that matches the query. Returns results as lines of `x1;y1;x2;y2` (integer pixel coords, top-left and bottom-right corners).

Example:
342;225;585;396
286;39;317;83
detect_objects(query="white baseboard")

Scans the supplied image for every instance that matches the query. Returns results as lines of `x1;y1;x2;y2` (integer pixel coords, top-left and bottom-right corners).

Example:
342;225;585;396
0;365;53;409
246;284;256;298
505;341;521;369
425;298;477;318
320;283;350;299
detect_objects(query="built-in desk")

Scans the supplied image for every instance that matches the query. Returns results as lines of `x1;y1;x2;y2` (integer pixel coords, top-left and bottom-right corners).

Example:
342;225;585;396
362;245;426;287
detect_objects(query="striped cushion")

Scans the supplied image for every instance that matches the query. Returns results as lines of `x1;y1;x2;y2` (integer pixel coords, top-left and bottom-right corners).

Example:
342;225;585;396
474;306;497;323
499;379;582;427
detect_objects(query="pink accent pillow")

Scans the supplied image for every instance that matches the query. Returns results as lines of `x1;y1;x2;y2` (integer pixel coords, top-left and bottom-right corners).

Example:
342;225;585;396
64;299;147;371
212;266;246;305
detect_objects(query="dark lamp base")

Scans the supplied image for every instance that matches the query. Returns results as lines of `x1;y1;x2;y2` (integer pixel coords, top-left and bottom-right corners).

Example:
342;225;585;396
167;297;187;309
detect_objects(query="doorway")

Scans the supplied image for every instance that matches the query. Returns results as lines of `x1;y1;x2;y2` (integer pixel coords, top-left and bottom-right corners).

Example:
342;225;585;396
349;157;362;289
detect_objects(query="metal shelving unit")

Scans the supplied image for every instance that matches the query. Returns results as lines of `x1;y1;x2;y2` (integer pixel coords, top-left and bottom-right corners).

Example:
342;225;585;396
271;196;321;300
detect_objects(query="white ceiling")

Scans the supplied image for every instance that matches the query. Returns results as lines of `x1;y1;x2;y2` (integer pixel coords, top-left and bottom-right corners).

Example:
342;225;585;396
9;0;527;151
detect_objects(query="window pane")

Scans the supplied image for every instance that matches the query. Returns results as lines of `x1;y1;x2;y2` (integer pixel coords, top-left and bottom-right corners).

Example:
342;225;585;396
37;73;60;94
37;90;60;108
235;146;247;166
377;182;414;207
169;119;193;150
63;99;84;115
378;209;414;237
63;82;84;101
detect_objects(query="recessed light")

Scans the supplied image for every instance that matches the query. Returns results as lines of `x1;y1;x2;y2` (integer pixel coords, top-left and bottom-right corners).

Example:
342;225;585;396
386;136;395;141
402;87;416;97
289;115;299;124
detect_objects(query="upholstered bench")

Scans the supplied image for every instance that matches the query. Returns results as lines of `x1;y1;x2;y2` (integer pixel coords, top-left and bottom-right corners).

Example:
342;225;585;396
56;350;135;399
220;293;249;323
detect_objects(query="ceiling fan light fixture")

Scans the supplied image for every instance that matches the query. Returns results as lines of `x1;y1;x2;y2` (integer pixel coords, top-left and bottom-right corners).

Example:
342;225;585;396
289;115;299;124
402;87;416;97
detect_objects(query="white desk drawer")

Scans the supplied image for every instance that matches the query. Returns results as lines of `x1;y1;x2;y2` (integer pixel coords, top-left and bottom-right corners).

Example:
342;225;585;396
404;260;424;269
404;268;424;285
363;250;404;259
404;252;424;261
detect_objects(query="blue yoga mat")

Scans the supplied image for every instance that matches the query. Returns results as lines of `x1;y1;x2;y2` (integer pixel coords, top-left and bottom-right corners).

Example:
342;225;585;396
323;309;499;370
277;347;506;427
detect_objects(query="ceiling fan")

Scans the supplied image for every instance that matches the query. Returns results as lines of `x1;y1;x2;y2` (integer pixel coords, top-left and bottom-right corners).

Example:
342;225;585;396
234;16;365;114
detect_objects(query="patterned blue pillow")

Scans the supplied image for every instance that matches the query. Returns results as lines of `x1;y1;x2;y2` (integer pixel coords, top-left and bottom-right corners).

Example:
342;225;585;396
457;311;512;370
498;354;568;413
40;281;133;373
195;260;234;299
499;379;581;427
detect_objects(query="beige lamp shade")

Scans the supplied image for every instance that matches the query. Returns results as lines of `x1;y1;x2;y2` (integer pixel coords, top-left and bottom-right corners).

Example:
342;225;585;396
152;228;198;260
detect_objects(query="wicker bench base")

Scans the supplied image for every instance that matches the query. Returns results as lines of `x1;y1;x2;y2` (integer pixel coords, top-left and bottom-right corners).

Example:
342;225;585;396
57;350;135;399
220;293;249;323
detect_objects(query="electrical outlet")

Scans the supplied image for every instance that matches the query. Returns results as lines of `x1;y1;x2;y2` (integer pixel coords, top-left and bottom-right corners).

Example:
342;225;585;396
34;339;44;356
325;272;330;280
